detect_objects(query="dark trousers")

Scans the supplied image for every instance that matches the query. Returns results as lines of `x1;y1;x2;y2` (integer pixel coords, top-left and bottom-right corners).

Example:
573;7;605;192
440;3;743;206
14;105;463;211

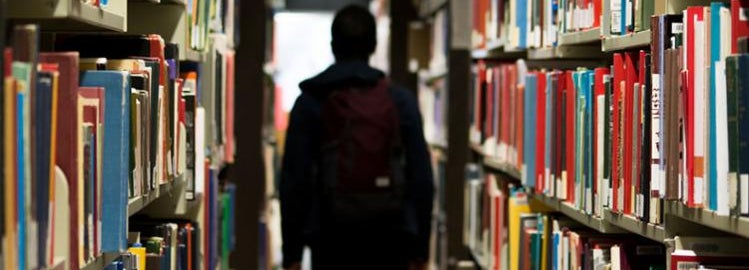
310;229;411;270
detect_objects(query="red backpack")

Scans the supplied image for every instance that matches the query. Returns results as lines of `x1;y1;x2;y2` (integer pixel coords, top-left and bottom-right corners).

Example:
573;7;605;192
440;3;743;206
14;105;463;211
318;78;407;227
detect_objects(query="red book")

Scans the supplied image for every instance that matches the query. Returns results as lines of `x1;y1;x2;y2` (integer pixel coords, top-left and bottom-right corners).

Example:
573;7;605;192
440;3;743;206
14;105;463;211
485;67;495;138
493;191;504;270
612;53;624;213
555;72;566;196
518;83;525;169
593;67;610;205
79;86;105;260
566;71;577;202
623;52;638;215
732;0;749;53
147;34;167;87
224;53;235;164
536;72;547;193
685;7;704;207
510;66;521;168
39;52;81;270
500;66;510;159
593;0;602;27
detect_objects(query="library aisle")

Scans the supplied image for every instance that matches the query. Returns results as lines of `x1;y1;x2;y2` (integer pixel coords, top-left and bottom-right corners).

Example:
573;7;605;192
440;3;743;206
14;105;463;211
6;0;749;269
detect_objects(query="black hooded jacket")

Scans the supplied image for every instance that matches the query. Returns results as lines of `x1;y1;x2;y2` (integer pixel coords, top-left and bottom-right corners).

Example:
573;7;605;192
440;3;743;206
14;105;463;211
280;61;434;267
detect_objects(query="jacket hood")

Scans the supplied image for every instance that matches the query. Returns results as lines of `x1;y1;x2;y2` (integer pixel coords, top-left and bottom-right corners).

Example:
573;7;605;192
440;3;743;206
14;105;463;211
299;61;385;93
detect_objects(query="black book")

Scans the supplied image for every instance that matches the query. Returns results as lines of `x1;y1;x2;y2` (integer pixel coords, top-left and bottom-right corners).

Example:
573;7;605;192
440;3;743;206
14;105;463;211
641;53;652;223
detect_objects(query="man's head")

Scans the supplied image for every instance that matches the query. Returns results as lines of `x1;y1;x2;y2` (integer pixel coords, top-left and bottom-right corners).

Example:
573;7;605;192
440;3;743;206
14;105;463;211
331;4;377;62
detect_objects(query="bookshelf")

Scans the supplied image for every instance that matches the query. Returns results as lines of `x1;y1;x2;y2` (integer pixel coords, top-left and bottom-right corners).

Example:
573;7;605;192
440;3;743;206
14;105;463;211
7;0;126;32
2;0;240;269
456;1;749;269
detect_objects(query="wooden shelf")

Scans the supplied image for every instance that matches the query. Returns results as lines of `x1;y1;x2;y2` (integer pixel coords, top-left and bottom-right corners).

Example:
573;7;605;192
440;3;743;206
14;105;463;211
130;0;161;3
185;49;205;62
527;47;555;59
531;193;625;234
8;0;126;32
557;28;602;46
468;247;488;270
79;252;121;270
128;2;204;61
470;143;522;179
528;45;607;60
471;40;527;60
419;0;448;18
483;159;522;180
665;201;749;239
128;179;180;217
602;30;651;52
603;210;667;242
162;0;187;5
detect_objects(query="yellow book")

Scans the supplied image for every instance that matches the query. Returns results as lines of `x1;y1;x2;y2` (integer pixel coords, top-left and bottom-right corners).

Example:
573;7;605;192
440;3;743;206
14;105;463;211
4;76;18;270
128;246;147;270
541;215;551;270
508;191;531;270
46;70;59;265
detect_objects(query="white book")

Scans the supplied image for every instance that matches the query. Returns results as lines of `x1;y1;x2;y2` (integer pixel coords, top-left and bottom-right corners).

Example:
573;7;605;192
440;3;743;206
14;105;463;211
611;245;622;270
694;19;706;206
53;166;70;269
610;0;622;34
195;107;206;197
716;60;730;216
596;95;605;215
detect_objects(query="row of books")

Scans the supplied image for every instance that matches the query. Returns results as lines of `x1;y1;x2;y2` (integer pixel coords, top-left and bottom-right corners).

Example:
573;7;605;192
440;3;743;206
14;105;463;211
418;74;448;148
1;23;236;269
469;3;749;225
470;0;660;50
464;166;667;270
190;0;239;51
104;182;236;270
609;0;654;36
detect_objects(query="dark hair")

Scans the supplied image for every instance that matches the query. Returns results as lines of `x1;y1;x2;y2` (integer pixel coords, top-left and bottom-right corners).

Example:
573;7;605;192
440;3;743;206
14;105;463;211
331;4;377;61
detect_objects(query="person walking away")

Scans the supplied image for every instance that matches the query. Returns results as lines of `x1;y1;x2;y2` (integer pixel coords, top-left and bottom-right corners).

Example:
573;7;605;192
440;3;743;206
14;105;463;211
280;4;434;270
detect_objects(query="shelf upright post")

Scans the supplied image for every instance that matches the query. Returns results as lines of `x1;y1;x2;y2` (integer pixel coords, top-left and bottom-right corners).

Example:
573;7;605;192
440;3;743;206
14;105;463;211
232;0;269;269
445;0;473;268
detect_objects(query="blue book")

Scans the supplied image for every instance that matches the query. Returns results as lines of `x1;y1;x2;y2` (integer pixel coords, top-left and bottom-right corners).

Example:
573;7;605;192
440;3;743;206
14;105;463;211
708;2;727;211
13;62;32;270
738;55;749;216
35;71;55;268
572;71;583;208
620;0;627;35
525;74;538;188
103;261;123;270
517;0;528;48
80;71;131;252
581;71;591;213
